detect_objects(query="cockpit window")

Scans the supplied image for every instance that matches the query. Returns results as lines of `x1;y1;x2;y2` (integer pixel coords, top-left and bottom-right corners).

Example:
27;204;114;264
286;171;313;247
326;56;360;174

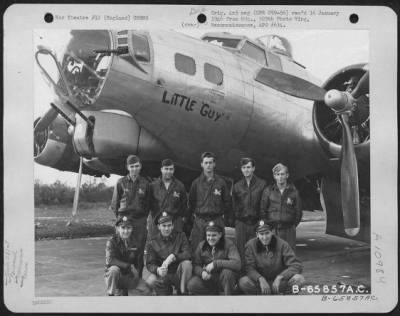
240;41;267;65
203;36;241;49
131;33;150;62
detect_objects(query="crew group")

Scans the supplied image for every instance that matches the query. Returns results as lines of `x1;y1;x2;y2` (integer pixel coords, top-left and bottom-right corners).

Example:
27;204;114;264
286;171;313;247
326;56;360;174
105;152;305;296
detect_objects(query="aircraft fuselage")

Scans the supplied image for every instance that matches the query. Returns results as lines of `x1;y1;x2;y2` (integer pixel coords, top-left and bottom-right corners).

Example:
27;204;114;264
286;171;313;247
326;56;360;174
77;30;328;180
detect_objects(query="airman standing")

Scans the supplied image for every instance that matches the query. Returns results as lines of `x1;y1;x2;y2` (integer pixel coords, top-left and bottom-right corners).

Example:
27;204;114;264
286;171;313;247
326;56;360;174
260;163;302;251
110;155;151;276
232;157;266;266
188;152;232;252
148;159;187;238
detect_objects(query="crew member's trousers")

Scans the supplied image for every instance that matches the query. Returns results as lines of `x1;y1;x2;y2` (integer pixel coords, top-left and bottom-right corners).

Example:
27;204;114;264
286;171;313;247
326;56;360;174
274;225;296;252
145;260;192;295
235;219;258;267
187;269;237;295
239;274;305;295
104;265;151;296
129;216;147;276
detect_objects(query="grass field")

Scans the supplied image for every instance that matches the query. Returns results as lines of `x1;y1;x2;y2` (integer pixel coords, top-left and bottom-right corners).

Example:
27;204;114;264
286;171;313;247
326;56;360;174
35;202;325;241
35;202;115;240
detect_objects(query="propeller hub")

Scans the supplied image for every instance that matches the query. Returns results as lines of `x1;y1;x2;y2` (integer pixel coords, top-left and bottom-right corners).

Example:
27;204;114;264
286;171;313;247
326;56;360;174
345;227;360;237
324;90;354;113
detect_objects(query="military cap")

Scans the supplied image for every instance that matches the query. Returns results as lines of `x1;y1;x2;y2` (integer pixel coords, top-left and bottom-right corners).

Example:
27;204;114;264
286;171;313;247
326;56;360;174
126;155;141;165
157;211;173;224
205;221;223;233
161;159;174;167
116;215;134;226
255;220;273;233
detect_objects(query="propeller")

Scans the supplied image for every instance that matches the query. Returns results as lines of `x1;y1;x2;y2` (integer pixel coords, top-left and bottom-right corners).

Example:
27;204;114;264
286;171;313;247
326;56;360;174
350;71;369;99
257;67;369;236
34;107;58;133
66;156;83;226
340;114;360;236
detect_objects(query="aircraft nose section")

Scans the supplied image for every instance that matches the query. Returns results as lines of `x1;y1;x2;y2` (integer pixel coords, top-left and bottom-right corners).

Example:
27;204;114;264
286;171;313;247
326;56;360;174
35;30;113;107
63;30;113;104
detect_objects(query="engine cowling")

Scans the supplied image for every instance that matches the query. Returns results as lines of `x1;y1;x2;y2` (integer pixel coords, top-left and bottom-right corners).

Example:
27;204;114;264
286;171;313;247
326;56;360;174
34;115;76;167
34;115;103;175
34;110;171;176
71;110;170;160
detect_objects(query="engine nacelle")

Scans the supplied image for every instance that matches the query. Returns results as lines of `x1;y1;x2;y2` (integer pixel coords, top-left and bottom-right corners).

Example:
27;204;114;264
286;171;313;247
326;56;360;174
34;115;85;173
34;115;109;176
72;110;170;160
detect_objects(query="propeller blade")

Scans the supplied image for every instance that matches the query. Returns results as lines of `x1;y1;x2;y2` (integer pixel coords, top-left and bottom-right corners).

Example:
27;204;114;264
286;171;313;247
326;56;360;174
351;71;369;99
34;107;58;132
255;68;326;101
340;114;360;236
67;157;83;226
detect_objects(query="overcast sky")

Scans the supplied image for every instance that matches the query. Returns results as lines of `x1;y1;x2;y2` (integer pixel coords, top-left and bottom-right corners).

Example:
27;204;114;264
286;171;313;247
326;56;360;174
34;28;368;187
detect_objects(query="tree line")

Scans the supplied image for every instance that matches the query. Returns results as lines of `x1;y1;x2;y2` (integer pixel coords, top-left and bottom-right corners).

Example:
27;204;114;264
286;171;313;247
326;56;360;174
34;180;114;206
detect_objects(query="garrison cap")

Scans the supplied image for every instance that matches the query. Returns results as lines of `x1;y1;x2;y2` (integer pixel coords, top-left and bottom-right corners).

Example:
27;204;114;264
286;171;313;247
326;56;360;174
116;215;134;226
205;221;223;233
157;211;173;224
161;159;174;167
126;155;141;165
255;220;273;233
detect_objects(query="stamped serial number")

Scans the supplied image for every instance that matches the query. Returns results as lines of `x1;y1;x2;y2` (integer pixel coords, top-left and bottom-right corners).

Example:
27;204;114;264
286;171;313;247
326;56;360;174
292;284;369;294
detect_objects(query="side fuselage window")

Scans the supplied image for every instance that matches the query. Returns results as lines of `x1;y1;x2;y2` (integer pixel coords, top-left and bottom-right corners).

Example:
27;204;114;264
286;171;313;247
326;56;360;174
175;53;196;75
204;63;223;85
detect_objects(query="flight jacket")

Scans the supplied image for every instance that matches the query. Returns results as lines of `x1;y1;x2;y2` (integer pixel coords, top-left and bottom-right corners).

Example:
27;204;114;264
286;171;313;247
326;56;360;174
244;235;303;282
110;175;151;218
105;233;140;274
149;177;187;219
146;231;191;275
232;175;267;222
193;237;241;276
188;173;231;220
260;183;302;227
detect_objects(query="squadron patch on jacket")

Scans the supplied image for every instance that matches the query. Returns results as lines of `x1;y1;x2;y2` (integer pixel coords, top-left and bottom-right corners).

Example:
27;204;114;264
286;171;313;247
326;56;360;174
213;189;222;196
173;191;180;198
286;197;293;205
138;188;145;194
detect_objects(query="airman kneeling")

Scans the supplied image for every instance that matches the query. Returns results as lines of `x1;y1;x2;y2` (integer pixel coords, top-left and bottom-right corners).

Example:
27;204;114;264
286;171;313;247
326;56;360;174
239;220;305;295
188;221;241;295
145;212;192;295
104;215;152;296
